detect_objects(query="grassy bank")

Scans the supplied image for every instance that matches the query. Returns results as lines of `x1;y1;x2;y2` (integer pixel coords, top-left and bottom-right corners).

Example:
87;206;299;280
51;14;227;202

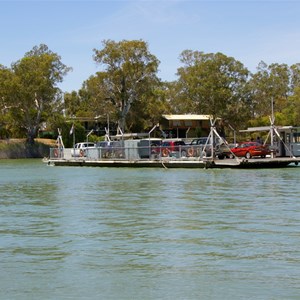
0;138;56;159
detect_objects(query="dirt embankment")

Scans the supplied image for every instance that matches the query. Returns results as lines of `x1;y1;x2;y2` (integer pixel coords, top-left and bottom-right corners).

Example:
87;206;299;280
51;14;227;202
0;138;56;159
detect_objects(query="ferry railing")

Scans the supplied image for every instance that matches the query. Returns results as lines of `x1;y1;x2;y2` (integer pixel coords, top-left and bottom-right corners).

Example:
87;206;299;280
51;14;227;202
50;147;64;159
49;144;213;161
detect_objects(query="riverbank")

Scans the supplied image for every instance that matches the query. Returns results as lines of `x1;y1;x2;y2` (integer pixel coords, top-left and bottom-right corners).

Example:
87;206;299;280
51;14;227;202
0;138;56;159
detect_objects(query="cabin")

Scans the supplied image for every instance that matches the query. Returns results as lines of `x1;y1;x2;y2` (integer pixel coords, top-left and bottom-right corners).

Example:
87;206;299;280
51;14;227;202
159;114;212;139
67;114;213;139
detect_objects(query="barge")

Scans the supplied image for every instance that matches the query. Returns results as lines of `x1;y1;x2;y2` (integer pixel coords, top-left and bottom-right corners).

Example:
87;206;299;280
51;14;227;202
46;157;299;169
46;148;300;169
45;122;300;169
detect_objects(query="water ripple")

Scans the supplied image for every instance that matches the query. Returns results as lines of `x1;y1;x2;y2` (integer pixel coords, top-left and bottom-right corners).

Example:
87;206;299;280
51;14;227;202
1;161;300;299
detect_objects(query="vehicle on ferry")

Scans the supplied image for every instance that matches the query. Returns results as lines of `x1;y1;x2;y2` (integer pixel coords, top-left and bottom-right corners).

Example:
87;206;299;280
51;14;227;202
71;142;96;157
96;140;125;158
137;138;162;159
230;142;271;159
190;137;208;146
215;143;237;159
159;139;189;157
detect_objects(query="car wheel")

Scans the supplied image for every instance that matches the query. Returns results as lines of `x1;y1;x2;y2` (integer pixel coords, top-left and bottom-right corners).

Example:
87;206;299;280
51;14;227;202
181;150;187;157
229;153;234;159
245;152;251;159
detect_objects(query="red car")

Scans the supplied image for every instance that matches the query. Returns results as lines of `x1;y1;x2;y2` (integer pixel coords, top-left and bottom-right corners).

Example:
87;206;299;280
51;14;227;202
230;142;270;159
153;140;188;157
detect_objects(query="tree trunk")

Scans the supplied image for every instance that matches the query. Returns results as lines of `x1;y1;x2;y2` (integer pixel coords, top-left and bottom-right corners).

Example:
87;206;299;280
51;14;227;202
26;127;37;145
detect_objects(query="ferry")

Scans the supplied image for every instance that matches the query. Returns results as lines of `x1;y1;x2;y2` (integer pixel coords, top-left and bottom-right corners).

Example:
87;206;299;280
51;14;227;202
45;122;300;169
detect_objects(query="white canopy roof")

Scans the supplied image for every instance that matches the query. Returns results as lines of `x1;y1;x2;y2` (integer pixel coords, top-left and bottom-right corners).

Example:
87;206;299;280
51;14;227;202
240;126;294;133
162;114;211;121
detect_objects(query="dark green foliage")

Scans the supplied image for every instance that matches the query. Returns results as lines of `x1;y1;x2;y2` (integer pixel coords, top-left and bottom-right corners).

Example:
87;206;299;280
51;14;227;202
1;40;300;144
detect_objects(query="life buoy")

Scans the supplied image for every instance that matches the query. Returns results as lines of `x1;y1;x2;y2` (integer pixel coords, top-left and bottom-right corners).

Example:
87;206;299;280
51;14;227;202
162;148;169;157
80;149;85;157
187;147;194;157
53;148;59;157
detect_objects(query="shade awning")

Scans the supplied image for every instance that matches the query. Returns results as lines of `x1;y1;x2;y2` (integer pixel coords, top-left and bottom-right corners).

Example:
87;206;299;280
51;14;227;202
162;114;211;121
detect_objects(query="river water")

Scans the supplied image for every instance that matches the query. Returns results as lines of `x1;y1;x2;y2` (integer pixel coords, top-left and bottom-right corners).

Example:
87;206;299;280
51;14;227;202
1;159;300;299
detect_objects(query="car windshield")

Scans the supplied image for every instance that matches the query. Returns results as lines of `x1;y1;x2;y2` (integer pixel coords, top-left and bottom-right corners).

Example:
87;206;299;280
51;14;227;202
191;138;207;145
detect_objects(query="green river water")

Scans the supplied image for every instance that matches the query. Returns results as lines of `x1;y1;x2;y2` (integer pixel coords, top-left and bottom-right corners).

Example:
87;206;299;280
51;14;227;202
0;159;300;299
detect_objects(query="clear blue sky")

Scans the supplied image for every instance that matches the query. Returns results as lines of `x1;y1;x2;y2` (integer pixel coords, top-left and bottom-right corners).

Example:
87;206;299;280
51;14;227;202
1;0;300;93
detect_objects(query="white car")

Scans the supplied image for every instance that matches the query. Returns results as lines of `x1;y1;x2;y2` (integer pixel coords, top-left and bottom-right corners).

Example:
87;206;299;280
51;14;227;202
71;142;96;157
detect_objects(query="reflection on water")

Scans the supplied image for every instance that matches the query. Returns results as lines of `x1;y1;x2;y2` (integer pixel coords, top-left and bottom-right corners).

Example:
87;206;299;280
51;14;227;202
1;159;300;299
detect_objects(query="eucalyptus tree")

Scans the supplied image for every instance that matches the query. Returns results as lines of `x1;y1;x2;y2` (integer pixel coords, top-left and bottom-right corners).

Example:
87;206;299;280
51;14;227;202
0;44;71;143
92;39;160;132
248;61;300;124
0;65;16;137
77;72;119;125
63;91;83;118
175;50;250;129
282;87;300;126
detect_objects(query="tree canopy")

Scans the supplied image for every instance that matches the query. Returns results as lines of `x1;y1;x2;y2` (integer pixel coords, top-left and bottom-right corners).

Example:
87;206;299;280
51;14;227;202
1;40;300;142
174;51;251;129
91;39;161;132
248;61;300;123
0;44;71;143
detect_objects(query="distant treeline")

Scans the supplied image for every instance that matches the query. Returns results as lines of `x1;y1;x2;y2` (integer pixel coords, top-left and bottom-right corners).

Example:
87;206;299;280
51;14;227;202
1;40;300;147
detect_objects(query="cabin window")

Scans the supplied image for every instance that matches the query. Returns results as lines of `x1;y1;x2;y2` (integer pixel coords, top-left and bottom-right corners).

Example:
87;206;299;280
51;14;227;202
293;132;300;143
172;121;181;126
